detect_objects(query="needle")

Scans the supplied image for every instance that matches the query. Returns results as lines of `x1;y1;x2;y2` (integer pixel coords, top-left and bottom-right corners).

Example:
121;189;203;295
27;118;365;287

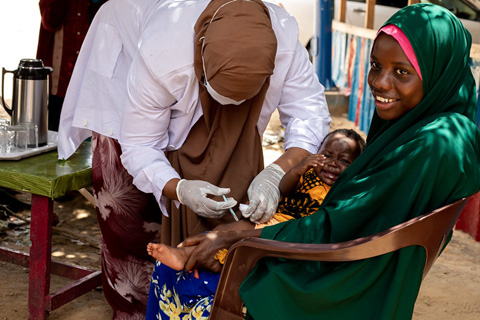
222;194;239;221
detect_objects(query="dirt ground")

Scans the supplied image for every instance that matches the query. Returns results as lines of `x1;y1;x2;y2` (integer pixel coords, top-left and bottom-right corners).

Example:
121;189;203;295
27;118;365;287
1;1;479;319
1;115;480;319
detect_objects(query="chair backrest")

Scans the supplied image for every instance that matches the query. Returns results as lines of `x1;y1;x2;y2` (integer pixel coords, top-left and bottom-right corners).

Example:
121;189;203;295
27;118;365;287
209;197;468;320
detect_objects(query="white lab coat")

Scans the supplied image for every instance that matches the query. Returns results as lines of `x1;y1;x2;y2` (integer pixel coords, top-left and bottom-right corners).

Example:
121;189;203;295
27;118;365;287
58;0;331;214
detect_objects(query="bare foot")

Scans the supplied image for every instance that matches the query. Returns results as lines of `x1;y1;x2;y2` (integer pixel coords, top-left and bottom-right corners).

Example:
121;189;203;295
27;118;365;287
147;243;193;271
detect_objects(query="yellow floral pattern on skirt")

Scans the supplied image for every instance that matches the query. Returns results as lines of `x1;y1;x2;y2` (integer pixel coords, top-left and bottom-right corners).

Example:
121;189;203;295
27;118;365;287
150;268;213;320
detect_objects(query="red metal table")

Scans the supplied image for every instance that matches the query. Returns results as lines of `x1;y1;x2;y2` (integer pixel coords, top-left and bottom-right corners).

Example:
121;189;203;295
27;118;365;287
0;141;101;319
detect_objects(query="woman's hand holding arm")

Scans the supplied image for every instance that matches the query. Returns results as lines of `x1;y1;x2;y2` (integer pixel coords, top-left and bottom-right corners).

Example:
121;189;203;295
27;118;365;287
182;229;262;272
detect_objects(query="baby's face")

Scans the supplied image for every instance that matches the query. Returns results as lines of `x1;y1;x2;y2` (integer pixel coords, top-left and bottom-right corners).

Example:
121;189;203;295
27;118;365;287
315;134;360;186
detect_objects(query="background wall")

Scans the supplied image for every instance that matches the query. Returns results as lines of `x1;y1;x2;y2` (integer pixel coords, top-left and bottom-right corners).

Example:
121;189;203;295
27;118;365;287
0;0;41;102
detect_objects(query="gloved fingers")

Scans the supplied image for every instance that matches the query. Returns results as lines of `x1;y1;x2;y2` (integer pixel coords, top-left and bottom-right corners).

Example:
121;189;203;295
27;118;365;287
216;196;237;210
251;204;277;224
195;197;237;218
203;196;237;211
177;179;240;218
248;198;270;223
196;203;227;218
201;185;231;197
243;199;259;218
244;164;285;220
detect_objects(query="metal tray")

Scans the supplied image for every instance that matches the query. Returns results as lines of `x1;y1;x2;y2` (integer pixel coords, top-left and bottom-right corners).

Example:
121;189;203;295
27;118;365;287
0;131;58;161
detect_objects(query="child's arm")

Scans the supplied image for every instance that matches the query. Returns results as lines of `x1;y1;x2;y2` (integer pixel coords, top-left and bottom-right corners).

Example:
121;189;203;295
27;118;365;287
212;219;255;232
279;154;326;195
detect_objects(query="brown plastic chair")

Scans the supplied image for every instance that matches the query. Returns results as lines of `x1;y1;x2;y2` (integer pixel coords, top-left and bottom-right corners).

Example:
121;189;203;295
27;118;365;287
209;197;468;320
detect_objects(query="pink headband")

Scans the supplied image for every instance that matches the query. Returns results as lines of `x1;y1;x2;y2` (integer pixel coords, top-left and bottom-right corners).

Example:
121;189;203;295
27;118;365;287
376;24;422;80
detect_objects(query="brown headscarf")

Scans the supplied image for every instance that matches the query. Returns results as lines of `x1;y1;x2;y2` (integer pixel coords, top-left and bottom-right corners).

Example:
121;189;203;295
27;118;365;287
162;0;277;246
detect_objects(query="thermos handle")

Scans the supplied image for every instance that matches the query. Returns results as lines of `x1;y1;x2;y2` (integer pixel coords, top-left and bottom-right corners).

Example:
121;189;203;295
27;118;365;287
1;67;13;116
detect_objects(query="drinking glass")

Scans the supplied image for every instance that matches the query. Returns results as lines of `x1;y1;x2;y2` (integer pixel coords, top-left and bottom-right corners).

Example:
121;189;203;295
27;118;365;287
21;122;39;148
0;118;10;129
0;126;7;153
6;125;27;152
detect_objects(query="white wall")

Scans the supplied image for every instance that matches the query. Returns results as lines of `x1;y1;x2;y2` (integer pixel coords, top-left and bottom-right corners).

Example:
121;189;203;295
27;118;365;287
0;0;41;102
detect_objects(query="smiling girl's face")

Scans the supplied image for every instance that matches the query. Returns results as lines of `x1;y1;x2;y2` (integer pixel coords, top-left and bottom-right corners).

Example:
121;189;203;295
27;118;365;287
367;32;423;121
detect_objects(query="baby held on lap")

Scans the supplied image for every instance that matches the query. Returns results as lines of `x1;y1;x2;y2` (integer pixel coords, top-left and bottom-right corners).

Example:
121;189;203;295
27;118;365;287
147;128;366;271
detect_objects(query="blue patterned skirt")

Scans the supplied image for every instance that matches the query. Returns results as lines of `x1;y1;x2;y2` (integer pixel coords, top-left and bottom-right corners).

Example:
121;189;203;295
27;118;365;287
146;261;220;319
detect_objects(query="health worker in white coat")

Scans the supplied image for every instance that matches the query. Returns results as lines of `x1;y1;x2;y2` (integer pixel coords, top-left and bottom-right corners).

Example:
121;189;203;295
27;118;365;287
58;0;331;317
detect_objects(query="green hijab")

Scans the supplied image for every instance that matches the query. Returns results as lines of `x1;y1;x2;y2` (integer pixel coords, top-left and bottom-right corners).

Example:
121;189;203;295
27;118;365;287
240;4;480;319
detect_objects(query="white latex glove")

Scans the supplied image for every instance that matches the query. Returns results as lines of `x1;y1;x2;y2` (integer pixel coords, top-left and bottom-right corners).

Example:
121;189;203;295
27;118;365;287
243;163;285;223
176;179;237;218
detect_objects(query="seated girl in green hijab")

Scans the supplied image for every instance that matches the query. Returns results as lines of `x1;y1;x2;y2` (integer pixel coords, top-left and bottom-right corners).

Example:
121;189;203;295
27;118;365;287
179;3;480;319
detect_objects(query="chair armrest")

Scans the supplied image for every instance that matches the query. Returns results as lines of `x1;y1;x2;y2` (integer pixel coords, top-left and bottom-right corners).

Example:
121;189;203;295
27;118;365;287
209;197;468;319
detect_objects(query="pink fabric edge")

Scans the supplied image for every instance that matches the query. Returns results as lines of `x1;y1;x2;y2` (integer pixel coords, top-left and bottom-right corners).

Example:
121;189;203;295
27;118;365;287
376;24;422;80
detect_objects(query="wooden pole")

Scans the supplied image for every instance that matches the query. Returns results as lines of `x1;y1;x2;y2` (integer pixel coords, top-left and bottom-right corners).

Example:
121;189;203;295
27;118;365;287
365;0;376;29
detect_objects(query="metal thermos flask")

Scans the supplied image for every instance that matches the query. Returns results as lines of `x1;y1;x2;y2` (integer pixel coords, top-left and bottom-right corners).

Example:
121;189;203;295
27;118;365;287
1;59;53;146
